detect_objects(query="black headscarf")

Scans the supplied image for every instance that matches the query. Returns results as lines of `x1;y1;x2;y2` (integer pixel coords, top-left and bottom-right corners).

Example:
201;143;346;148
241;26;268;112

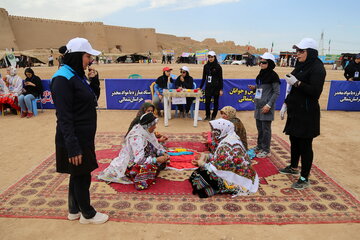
291;48;320;78
156;72;173;88
125;102;155;137
255;60;280;85
140;112;157;125
24;67;35;77
206;56;219;69
62;49;85;77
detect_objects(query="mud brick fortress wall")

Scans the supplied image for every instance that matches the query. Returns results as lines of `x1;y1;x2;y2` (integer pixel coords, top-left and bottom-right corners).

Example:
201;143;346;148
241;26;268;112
0;8;158;53
0;8;266;54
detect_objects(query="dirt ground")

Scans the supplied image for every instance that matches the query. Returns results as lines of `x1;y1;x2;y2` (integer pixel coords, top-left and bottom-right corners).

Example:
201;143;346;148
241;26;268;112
0;64;359;240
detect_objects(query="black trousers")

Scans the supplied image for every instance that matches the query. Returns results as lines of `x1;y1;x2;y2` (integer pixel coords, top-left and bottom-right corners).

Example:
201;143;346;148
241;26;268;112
289;135;314;179
205;89;220;118
68;173;96;219
177;97;195;113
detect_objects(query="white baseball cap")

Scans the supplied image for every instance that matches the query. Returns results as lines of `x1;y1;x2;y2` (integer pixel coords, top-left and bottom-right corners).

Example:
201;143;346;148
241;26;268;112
66;37;101;56
293;38;318;50
260;52;276;64
180;66;190;73
208;51;216;56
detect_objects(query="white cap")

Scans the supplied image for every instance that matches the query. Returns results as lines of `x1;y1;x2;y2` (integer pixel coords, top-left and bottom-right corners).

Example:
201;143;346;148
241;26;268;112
260;52;276;64
66;37;101;56
180;66;189;73
293;38;318;50
208;51;216;56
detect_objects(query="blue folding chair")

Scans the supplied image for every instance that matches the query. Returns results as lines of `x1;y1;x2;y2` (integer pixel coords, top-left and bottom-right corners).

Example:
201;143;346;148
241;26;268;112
31;98;43;116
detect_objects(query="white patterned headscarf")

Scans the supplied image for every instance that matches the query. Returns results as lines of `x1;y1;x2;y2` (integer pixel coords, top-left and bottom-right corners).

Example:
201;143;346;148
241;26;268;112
9;66;17;76
209;119;235;142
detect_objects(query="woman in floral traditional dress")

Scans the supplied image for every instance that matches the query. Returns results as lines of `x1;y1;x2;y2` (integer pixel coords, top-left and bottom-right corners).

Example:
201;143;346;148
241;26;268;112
189;119;259;198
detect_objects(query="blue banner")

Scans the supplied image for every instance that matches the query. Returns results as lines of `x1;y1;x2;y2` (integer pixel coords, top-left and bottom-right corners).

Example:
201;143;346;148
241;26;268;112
105;79;154;110
327;81;360;111
38;80;55;109
105;78;286;110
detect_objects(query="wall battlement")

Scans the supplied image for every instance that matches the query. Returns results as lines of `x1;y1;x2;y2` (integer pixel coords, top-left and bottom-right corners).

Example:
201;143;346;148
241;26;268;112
0;8;266;54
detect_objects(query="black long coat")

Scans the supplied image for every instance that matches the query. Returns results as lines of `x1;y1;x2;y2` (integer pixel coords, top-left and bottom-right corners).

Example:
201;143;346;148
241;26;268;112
284;59;326;138
344;61;360;81
51;67;100;175
199;62;223;92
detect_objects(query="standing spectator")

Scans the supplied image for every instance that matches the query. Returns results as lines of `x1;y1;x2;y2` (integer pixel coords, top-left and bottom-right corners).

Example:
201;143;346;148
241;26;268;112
248;52;280;158
175;66;194;118
18;68;43;118
153;67;174;116
199;51;223;120
161;54;166;64
58;46;67;69
344;54;360;81
48;55;54;67
51;37;108;224
167;54;172;64
279;38;326;190
87;65;100;99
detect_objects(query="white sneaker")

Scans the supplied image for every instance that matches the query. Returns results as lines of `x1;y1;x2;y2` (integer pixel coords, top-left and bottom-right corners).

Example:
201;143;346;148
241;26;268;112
79;212;109;224
68;212;81;221
256;151;271;158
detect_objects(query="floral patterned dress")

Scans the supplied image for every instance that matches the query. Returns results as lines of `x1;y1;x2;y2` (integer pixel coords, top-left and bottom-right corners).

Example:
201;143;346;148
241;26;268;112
190;119;259;198
125;141;166;190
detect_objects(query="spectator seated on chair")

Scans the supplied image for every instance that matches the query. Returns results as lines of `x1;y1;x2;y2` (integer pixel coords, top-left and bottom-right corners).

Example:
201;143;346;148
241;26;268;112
125;102;168;144
18;68;43;118
174;66;195;118
153;67;174;117
0;66;23;115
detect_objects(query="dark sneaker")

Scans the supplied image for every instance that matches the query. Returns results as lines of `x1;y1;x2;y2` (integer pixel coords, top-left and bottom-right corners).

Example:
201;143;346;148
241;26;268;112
204;116;210;121
291;177;310;190
211;116;216;120
279;166;299;175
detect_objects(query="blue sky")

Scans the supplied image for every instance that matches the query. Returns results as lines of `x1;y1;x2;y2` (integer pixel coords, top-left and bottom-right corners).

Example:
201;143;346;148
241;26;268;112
2;0;360;54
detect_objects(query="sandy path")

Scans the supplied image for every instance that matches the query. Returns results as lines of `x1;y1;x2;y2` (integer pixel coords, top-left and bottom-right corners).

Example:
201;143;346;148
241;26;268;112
0;64;359;240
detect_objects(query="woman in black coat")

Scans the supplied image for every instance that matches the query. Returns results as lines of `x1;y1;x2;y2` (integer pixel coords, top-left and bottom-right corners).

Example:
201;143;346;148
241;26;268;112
344;54;360;81
279;38;326;190
199;51;223;120
18;68;43;118
51;37;108;224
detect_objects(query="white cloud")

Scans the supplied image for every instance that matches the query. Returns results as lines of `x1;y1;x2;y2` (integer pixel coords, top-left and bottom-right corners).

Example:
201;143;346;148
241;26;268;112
1;0;240;21
147;0;240;10
1;0;145;21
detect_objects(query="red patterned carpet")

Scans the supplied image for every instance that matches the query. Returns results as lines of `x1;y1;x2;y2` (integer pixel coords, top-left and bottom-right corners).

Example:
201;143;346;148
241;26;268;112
0;132;360;225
